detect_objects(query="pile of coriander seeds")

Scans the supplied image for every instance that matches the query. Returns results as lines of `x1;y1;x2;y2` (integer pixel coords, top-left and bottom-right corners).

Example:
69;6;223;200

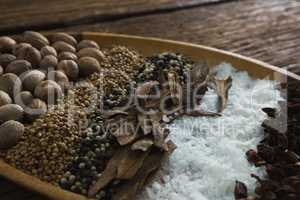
0;31;197;200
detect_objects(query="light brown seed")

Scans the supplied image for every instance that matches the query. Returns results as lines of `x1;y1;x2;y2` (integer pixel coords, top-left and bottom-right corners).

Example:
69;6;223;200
47;70;69;89
77;48;107;63
57;60;79;81
52;41;76;54
49;33;77;46
20;70;46;92
34;80;62;104
0;37;16;53
77;40;99;50
17;46;41;67
0;120;24;149
6;60;32;75
40;46;57;57
23;31;49;49
13;43;32;55
0;91;12;107
25;98;47;122
0;73;22;98
78;57;101;77
0;54;16;68
58;52;77;61
40;55;58;71
14;91;34;108
0;104;24;124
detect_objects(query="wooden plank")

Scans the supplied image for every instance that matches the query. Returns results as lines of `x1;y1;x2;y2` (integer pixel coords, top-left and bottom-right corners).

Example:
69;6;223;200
0;0;230;35
51;0;300;69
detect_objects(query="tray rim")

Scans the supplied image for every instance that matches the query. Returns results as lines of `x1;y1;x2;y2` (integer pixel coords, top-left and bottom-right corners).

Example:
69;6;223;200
0;32;298;200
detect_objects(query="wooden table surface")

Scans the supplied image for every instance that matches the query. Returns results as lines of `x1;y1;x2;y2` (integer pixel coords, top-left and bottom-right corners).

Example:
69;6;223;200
0;0;299;199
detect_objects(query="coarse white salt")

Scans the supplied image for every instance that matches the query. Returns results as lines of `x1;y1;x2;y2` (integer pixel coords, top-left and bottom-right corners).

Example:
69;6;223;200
140;63;282;200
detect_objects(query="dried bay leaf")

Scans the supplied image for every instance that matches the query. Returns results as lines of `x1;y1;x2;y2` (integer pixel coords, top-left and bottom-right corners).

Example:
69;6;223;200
112;149;166;200
116;147;150;179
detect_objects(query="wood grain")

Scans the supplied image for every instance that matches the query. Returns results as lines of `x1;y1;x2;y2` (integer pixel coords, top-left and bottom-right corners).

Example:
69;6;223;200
0;0;229;35
53;0;300;69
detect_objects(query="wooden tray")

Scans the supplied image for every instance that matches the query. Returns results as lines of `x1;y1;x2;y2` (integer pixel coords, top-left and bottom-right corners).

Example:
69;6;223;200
0;32;296;200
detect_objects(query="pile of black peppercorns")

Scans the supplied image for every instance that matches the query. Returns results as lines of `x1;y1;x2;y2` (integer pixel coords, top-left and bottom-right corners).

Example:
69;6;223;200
137;52;193;83
59;113;117;199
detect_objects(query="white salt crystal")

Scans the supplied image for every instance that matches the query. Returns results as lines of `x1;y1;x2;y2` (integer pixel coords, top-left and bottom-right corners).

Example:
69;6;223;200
140;63;282;200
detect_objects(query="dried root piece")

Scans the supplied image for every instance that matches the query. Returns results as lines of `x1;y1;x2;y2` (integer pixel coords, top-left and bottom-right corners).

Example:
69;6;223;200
112;120;140;146
131;138;154;152
211;76;232;112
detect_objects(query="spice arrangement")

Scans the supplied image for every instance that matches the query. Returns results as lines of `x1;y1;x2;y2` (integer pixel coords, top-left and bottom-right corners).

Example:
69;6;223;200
0;31;288;200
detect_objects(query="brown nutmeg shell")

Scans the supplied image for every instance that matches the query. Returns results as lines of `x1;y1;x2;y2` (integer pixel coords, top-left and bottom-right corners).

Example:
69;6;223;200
0;91;12;107
40;45;57;57
16;46;41;67
0;73;22;98
23;31;49;49
25;98;47;122
57;60;79;81
78;57;101;77
6;60;32;75
77;40;99;50
48;33;77;46
52;41;76;54
0;54;16;68
20;70;46;93
34;80;63;104
0;120;24;149
0;104;24;124
0;37;16;53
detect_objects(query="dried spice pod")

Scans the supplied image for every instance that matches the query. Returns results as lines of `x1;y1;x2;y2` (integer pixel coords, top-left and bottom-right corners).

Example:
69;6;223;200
57;60;79;80
24;98;47;122
0;104;24;124
47;70;69;89
77;48;107;63
58;52;77;61
17;46;41;67
14;91;34;108
0;37;16;53
77;40;99;50
235;181;248;199
20;70;46;92
52;41;76;54
5;60;32;75
39;55;58;71
0;120;24;149
211;76;233;112
0;91;12;107
0;54;16;68
0;73;22;98
34;80;63;104
23;31;49;49
131;139;154;152
78;57;101;77
13;43;32;55
40;45;57;57
48;32;77;46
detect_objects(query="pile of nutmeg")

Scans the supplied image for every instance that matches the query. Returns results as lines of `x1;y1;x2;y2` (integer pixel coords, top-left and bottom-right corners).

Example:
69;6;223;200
0;31;107;150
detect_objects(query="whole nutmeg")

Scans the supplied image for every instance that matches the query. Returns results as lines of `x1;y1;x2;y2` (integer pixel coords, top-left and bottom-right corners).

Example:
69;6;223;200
0;37;16;53
0;91;12;107
58;52;77;61
40;55;58;71
57;60;79;80
23;31;49;49
14;91;34;108
0;104;24;124
20;70;46;92
13;43;32;55
0;54;16;68
40;45;57;57
77;48;107;63
0;120;24;149
6;60;32;75
25;98;47;122
0;73;22;98
52;41;76;54
47;70;69;89
78;57;101;77
49;33;77;46
34;80;63;104
77;40;99;50
17;46;41;67
0;65;3;76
